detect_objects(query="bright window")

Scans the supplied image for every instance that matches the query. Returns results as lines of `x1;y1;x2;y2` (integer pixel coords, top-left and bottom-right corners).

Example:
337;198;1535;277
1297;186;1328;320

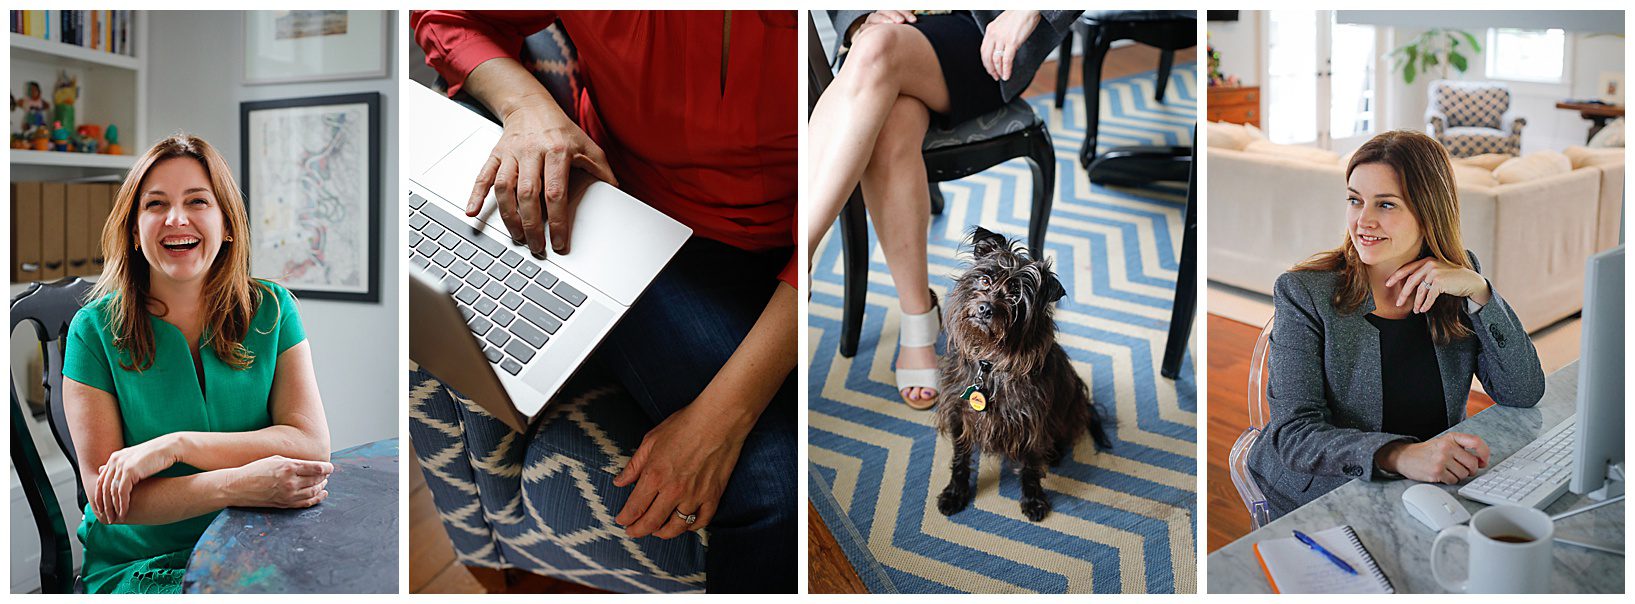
1486;28;1565;83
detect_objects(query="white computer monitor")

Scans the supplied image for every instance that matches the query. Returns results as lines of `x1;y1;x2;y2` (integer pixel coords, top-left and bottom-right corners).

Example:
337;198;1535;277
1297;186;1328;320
1570;245;1623;500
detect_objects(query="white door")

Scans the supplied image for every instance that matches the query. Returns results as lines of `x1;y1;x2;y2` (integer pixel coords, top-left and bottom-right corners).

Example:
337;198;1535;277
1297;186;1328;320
1265;11;1381;152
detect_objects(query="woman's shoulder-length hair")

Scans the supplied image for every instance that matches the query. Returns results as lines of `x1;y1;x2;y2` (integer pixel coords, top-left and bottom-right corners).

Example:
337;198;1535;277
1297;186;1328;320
86;133;272;372
1291;129;1474;345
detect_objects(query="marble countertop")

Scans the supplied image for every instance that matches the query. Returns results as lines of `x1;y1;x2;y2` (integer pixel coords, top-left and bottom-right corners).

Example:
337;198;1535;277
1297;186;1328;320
1208;361;1624;594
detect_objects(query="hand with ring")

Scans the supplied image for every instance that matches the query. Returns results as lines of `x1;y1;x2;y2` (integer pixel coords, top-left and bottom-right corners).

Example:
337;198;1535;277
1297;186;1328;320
980;10;1042;81
1384;257;1491;313
612;398;750;539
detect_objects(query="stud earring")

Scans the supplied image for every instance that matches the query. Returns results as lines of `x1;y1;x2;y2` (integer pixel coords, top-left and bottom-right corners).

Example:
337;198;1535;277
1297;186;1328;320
133;241;139;250
224;235;234;242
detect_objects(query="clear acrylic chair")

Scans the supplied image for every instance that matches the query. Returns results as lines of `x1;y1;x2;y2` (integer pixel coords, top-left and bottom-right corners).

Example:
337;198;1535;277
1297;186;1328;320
1227;313;1274;529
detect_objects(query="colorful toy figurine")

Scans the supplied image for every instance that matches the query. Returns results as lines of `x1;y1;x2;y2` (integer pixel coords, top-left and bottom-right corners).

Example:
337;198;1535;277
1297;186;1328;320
50;120;70;152
11;133;27;150
21;81;51;138
29;127;49;151
104;123;121;155
52;72;78;132
74;124;101;153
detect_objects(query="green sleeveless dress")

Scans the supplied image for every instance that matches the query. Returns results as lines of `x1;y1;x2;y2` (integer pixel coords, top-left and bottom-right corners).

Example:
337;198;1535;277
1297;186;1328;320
62;280;305;594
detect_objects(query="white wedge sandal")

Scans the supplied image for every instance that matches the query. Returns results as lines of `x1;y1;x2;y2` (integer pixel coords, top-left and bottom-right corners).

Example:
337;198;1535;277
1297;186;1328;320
896;291;942;410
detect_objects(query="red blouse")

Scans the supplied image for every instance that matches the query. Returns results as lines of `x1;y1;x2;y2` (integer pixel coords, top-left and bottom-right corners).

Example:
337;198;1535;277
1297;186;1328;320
412;10;798;287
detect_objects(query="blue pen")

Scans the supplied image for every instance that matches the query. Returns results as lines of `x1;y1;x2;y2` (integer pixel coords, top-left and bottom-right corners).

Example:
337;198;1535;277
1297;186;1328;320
1292;530;1357;576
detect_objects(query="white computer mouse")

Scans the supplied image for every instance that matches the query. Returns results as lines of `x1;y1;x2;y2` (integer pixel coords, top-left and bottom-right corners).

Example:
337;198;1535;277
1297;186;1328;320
1402;483;1471;531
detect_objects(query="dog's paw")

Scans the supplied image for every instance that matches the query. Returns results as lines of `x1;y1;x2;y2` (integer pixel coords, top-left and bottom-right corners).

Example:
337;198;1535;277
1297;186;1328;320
937;486;971;516
1020;495;1051;522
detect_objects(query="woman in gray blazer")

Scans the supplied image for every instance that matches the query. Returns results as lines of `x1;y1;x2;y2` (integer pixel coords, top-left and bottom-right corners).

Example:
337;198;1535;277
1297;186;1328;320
1248;130;1546;518
804;10;1081;408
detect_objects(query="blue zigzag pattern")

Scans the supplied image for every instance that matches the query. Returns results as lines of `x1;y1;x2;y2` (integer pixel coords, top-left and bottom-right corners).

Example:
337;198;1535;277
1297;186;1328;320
809;64;1198;594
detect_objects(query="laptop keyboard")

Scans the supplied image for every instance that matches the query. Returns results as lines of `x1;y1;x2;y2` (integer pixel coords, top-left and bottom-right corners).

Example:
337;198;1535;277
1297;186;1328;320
408;191;586;376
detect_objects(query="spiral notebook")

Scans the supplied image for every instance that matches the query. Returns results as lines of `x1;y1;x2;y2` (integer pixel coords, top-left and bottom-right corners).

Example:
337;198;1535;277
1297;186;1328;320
1253;525;1394;594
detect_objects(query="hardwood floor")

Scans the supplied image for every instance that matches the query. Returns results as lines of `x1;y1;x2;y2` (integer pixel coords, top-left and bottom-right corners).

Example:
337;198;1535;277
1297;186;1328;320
808;502;868;593
806;43;1200;591
1203;314;1497;553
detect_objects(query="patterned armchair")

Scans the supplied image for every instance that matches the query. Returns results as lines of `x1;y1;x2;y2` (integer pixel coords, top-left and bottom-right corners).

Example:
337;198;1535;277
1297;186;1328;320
1426;80;1526;157
409;22;707;593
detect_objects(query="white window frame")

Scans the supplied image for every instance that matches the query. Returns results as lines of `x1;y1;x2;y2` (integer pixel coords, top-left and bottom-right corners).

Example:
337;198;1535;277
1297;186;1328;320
1485;28;1570;86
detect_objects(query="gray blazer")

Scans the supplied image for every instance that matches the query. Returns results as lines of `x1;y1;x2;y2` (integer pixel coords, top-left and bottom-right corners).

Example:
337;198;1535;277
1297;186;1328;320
1247;252;1546;518
828;10;1082;104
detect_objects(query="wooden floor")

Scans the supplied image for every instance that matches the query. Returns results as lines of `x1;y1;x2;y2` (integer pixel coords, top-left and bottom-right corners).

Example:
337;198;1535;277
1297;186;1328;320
408;446;608;594
1204;314;1497;553
806;44;1200;592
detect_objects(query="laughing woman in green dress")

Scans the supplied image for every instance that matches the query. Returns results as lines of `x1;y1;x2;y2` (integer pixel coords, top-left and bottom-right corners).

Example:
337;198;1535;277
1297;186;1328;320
62;134;334;594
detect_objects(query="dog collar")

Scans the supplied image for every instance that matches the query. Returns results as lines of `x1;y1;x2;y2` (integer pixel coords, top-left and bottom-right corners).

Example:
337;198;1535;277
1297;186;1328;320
960;360;994;412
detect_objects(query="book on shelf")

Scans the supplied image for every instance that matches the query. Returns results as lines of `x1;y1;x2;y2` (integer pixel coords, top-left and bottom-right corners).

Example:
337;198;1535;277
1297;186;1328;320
11;10;134;57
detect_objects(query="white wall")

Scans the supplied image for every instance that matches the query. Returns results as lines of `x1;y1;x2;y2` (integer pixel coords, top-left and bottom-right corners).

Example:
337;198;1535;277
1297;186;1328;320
1207;13;1261;86
144;11;399;451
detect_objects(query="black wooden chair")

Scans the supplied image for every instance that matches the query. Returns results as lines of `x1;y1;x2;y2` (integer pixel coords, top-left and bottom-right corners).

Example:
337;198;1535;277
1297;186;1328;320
11;277;94;594
811;14;1057;358
1159;127;1198;379
1053;10;1196;186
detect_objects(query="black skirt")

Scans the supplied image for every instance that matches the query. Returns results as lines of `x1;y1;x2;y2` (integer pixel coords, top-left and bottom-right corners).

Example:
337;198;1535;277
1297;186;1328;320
909;12;1006;127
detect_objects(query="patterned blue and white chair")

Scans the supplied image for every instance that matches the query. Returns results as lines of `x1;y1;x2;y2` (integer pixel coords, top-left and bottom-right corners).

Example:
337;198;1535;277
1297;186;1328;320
409;22;706;593
1426;80;1526;157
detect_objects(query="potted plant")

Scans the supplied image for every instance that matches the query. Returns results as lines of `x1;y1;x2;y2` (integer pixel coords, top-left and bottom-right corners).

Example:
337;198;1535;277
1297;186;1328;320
1388;28;1482;84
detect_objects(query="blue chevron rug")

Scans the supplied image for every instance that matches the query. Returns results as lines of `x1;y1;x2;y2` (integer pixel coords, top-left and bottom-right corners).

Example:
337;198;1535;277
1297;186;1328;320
808;64;1198;594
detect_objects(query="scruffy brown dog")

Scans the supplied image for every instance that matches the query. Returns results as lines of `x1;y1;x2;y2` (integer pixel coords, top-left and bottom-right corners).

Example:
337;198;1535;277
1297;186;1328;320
935;227;1112;522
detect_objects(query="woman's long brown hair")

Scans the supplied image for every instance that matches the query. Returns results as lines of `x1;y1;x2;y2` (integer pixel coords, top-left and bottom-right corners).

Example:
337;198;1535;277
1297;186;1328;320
1292;129;1475;344
89;133;273;371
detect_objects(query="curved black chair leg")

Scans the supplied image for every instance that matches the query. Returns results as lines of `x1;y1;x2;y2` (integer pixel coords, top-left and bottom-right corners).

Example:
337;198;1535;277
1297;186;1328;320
1053;30;1074;109
1025;126;1056;260
839;192;869;358
928;182;945;215
1156;49;1175;102
1079;26;1111;169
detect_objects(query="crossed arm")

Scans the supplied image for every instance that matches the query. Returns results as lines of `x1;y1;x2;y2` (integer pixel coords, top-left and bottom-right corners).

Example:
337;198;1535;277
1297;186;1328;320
64;341;333;526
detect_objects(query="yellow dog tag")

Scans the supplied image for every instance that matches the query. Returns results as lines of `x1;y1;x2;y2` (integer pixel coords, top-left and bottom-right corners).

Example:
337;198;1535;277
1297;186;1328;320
967;390;987;412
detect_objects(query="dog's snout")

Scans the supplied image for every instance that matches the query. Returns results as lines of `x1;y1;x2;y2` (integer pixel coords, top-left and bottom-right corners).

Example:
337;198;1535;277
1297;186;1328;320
976;301;993;319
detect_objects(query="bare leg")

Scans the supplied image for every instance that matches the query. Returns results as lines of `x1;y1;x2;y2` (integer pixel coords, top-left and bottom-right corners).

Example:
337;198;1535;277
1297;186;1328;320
859;96;938;401
805;23;952;263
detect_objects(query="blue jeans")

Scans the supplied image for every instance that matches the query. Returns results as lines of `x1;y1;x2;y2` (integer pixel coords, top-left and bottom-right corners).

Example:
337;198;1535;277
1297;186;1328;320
593;237;797;594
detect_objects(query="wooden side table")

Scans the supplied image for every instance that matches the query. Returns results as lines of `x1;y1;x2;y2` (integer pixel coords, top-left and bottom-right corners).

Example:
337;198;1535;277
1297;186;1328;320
1208;85;1261;127
1555;101;1625;142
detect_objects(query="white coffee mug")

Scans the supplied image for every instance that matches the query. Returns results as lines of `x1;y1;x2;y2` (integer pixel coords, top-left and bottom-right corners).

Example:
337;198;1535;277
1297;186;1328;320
1431;504;1554;593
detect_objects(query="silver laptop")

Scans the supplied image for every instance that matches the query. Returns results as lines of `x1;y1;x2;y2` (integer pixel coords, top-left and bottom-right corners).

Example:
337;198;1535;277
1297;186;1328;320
406;83;691;433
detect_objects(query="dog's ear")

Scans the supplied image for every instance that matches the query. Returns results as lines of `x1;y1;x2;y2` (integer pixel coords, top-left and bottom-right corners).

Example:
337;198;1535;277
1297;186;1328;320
969;226;1008;258
1041;270;1067;304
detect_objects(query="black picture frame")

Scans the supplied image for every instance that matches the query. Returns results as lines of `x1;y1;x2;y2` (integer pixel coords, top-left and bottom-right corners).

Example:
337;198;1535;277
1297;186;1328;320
239;92;382;303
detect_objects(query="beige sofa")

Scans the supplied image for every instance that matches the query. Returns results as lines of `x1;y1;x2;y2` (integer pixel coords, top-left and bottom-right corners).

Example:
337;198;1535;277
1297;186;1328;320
1207;124;1622;332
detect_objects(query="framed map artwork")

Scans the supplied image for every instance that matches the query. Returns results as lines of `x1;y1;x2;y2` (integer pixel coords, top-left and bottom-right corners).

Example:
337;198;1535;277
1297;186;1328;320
240;92;381;302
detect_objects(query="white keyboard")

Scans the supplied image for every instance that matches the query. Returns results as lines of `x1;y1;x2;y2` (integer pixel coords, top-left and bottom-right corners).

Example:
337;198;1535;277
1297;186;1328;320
1458;416;1576;509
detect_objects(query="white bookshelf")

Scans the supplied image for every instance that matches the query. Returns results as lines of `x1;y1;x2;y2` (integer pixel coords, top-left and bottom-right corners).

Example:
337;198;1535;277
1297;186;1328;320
10;32;139;71
9;13;147;182
10;148;134;169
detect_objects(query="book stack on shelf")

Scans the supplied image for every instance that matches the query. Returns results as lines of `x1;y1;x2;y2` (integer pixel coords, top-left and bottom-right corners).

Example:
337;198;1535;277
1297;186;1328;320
10;10;134;56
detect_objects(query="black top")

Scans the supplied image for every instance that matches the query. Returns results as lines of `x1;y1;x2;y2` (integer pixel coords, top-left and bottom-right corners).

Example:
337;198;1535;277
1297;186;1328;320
1365;312;1448;442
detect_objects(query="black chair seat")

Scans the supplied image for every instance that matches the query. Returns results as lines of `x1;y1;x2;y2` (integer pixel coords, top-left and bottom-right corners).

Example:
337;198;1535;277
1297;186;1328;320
923;97;1041;151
